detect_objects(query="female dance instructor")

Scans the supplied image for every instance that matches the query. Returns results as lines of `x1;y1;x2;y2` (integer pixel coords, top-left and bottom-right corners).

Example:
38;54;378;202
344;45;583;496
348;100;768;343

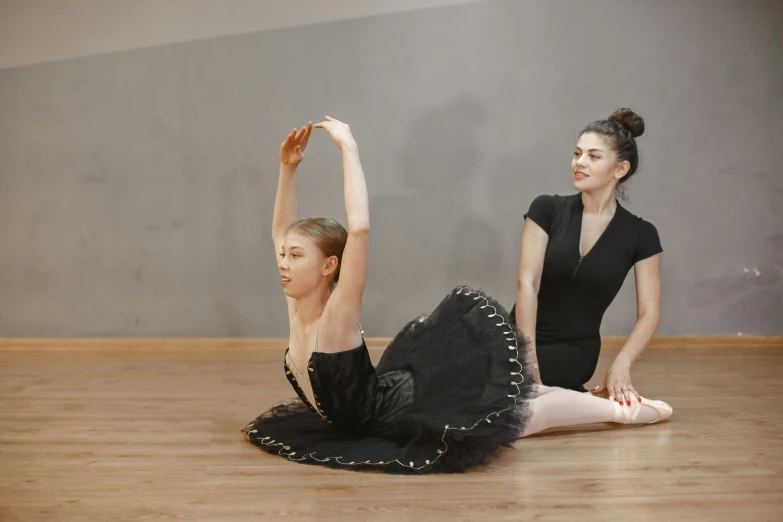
512;108;664;406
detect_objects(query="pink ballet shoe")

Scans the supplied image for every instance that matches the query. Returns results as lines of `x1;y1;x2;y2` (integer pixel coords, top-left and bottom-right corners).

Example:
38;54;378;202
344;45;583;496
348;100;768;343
613;396;673;424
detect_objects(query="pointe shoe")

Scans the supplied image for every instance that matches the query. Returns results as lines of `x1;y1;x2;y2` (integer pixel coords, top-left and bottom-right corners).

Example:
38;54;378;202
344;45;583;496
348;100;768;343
613;397;673;425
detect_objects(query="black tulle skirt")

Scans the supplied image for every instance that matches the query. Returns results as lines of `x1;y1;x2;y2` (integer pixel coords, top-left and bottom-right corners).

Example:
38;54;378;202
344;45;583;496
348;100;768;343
242;286;537;474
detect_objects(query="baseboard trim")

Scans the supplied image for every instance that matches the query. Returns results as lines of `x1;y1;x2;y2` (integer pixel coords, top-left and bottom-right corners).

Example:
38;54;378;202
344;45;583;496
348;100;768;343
0;336;781;351
599;336;783;349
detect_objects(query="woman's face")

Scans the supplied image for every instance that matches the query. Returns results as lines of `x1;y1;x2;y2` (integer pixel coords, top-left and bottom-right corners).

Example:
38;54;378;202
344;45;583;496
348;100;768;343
278;231;336;299
571;132;629;192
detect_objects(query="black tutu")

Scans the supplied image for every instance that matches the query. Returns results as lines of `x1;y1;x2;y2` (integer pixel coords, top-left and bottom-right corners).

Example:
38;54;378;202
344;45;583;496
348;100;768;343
242;286;536;474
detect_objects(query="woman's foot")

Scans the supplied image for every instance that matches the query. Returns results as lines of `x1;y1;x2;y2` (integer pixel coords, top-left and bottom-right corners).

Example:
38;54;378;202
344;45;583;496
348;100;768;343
613;397;673;425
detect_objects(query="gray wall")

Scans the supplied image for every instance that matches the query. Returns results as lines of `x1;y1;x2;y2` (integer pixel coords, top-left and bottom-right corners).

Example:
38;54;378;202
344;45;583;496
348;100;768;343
1;0;781;337
0;0;487;69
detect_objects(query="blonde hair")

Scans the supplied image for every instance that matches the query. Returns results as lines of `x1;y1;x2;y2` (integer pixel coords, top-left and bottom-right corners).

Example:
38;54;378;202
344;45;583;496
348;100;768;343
288;218;348;285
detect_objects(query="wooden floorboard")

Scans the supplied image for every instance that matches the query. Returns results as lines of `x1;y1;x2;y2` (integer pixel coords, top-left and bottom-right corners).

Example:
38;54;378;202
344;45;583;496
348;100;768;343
1;336;782;350
1;344;781;521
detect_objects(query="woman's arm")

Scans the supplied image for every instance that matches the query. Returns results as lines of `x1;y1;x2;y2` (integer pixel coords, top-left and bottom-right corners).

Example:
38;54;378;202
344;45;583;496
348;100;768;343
516;218;549;383
273;123;312;323
593;253;661;404
316;117;369;347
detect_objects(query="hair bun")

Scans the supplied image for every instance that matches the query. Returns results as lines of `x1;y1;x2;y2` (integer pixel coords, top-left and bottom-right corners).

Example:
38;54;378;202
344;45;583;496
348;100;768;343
608;108;644;138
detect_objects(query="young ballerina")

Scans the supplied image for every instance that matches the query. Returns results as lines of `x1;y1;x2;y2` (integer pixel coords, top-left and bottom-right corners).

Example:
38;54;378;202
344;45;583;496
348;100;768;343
511;108;663;403
243;117;672;474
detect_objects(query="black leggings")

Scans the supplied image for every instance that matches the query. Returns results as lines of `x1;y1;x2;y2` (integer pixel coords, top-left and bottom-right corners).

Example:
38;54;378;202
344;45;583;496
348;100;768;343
535;340;601;392
509;305;601;391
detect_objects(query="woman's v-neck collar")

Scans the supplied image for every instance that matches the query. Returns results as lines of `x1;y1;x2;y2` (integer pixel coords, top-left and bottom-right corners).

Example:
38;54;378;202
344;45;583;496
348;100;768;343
573;193;623;259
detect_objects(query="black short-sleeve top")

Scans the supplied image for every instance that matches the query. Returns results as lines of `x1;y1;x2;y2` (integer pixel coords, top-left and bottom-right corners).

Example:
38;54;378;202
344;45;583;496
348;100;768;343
524;193;662;344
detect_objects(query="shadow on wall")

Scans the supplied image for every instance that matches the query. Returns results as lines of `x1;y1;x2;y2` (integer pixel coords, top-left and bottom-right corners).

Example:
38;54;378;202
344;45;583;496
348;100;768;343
362;95;505;336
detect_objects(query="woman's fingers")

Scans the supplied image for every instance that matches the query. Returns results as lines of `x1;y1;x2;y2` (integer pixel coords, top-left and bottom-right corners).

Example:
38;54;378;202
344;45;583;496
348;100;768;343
628;384;641;403
620;387;631;406
608;382;618;403
283;130;295;145
300;122;313;147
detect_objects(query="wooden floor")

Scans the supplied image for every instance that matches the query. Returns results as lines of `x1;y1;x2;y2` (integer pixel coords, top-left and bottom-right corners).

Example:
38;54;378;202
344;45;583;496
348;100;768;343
1;343;782;521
